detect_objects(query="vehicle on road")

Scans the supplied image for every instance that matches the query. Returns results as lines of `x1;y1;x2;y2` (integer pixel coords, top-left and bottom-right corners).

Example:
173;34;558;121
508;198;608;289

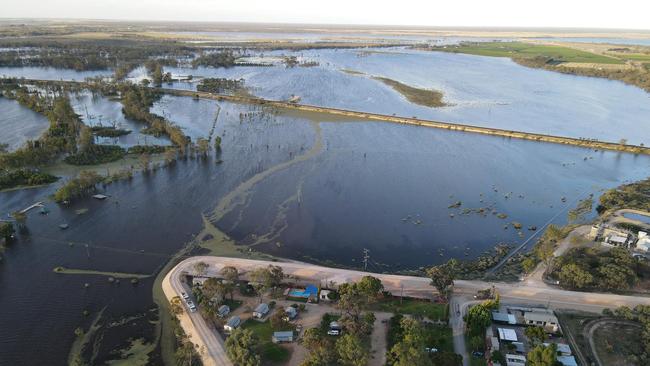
181;292;190;300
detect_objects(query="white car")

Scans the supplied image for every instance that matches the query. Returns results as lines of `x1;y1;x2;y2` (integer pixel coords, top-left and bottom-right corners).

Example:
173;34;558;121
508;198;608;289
181;292;190;300
327;329;340;336
425;347;438;353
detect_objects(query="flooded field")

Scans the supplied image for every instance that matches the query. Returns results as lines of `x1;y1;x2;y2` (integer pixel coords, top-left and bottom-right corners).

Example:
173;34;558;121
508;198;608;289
2;38;650;364
70;92;171;147
160;48;650;144
0;97;49;151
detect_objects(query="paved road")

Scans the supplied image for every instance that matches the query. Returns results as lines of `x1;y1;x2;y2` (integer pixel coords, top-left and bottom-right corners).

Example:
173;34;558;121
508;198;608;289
164;255;650;365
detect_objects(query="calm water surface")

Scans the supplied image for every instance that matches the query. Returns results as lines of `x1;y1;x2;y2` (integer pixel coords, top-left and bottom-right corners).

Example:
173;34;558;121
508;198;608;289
1;42;650;364
0;97;49;151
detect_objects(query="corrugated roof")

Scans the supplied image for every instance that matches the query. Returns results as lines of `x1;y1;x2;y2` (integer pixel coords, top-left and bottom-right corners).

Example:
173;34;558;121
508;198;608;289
498;328;518;342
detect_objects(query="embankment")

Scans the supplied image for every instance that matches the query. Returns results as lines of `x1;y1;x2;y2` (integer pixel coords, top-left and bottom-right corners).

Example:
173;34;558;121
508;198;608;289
164;88;650;156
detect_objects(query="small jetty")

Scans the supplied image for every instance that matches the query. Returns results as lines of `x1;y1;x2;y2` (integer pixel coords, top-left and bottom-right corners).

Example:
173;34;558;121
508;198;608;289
19;202;44;214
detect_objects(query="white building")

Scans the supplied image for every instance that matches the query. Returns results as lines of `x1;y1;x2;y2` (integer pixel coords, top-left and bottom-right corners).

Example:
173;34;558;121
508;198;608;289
524;311;559;333
505;354;526;366
637;231;650;252
253;303;270;318
224;316;241;332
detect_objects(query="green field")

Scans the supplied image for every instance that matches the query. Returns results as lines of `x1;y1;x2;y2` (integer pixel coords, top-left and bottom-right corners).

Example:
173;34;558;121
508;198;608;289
372;298;449;320
437;41;623;64
241;319;292;363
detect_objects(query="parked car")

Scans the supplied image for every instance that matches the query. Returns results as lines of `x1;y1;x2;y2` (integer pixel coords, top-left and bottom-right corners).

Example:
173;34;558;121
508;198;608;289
425;347;438;353
472;351;484;358
181;292;190;300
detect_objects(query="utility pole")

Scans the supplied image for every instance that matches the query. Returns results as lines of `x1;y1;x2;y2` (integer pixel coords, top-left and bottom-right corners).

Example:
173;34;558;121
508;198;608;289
362;248;370;271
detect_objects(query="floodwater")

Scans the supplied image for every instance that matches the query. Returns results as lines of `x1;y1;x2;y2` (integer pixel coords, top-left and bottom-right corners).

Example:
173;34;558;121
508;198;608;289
160;47;650;145
2;39;650;365
0;97;49;151
70;92;171;147
622;212;650;225
0;66;111;81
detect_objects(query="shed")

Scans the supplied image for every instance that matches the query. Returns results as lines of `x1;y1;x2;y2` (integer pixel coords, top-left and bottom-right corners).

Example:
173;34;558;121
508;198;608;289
498;328;518;342
253;303;270;318
490;336;500;351
545;342;571;355
505;354;526;366
224;316;241;332
272;331;294;343
557;356;578;366
320;289;332;301
218;305;230;318
492;311;517;324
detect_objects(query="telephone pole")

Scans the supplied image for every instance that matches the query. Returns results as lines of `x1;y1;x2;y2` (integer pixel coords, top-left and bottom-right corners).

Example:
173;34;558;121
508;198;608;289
362;248;370;271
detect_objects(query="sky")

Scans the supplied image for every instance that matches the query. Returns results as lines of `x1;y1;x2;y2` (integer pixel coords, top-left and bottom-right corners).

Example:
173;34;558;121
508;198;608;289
3;0;650;30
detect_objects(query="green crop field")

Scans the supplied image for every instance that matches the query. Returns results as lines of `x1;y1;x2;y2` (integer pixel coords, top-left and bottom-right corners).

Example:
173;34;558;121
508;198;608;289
437;41;624;64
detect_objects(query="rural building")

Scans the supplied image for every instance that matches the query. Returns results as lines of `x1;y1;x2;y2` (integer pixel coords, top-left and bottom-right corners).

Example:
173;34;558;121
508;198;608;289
319;289;332;301
224;316;241;332
637;232;650;252
524;311;559;333
604;234;630;247
284;306;297;320
557;355;578;366
545;342;571;355
505;354;526;366
492;311;517;324
497;328;518;342
272;331;294;343
217;304;230;318
253;303;270;318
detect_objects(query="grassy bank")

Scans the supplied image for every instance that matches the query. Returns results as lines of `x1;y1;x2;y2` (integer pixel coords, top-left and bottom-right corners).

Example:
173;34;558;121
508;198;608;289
432;41;623;64
373;77;447;107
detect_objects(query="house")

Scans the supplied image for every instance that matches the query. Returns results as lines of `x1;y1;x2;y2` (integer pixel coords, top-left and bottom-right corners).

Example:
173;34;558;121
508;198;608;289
272;331;294;343
217;305;230;318
492;311;517;325
224;316;241;332
284;306;298;320
557;355;578;366
505;354;526;366
497;328;518;342
319;289;332;301
637;232;650;252
604;234;629;247
524;311;559;333
253;303;270;318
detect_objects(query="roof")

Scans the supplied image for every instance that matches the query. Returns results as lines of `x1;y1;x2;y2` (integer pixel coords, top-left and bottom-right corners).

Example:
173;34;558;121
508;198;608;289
498;328;518;342
254;303;269;313
557;356;578;366
285;307;297;314
330;321;341;329
545;343;571;355
273;331;293;338
492;311;517;324
226;316;241;327
218;305;230;313
505;354;526;362
524;311;558;323
608;235;628;244
92;194;108;200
